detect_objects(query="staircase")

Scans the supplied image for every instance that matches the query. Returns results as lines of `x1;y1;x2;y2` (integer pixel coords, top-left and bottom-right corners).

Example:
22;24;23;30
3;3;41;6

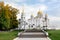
18;29;47;38
14;29;51;40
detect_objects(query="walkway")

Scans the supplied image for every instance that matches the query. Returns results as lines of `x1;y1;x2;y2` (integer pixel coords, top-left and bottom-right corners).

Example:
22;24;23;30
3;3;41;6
14;29;51;40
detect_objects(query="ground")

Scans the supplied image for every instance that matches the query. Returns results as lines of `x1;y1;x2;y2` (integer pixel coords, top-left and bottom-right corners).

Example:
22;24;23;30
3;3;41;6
0;30;60;40
48;30;60;40
0;30;20;40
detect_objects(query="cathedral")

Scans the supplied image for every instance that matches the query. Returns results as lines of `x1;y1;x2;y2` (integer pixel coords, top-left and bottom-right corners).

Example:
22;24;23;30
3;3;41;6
18;9;49;30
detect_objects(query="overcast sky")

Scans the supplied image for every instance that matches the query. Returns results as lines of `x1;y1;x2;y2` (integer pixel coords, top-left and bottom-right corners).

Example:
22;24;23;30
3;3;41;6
0;0;60;29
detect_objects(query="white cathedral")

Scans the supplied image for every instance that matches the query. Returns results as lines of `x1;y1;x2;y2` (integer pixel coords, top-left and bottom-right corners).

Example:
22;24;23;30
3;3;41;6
18;9;49;30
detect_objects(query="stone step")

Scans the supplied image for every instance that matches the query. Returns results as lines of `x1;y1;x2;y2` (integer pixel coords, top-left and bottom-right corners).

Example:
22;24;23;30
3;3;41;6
25;29;43;32
19;35;47;38
19;32;47;38
14;37;51;40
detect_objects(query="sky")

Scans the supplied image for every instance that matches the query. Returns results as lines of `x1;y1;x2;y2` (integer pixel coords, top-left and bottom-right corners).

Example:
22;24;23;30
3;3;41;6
0;0;60;29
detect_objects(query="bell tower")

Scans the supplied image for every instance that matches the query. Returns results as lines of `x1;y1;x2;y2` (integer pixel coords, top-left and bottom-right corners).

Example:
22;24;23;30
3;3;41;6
20;5;26;30
43;13;48;30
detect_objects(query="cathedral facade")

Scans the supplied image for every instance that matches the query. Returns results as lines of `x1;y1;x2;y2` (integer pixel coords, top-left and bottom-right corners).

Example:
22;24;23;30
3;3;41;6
18;9;49;30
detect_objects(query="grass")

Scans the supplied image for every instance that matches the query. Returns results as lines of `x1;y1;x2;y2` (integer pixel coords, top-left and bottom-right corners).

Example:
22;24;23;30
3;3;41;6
48;30;60;40
0;30;22;40
0;30;60;40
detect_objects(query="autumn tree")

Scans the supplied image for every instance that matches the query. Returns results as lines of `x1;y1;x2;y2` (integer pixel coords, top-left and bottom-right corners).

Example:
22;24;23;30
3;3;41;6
0;2;18;30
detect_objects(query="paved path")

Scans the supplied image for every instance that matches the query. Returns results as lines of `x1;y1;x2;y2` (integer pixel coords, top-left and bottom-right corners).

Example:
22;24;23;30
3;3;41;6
19;32;47;38
14;30;51;40
14;37;50;40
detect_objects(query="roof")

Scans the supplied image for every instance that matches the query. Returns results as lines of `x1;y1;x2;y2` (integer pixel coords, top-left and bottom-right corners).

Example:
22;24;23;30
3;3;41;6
37;10;43;15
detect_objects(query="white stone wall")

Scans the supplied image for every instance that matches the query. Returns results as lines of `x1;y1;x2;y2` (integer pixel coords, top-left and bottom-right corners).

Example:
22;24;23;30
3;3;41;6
27;16;44;29
18;13;48;30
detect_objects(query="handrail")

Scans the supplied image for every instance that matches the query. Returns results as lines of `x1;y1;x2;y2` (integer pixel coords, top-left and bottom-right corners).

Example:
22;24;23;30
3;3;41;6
42;30;48;37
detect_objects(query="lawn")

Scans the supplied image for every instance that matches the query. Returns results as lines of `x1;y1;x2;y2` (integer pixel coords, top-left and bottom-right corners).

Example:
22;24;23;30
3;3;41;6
0;30;60;40
0;30;21;40
48;30;60;40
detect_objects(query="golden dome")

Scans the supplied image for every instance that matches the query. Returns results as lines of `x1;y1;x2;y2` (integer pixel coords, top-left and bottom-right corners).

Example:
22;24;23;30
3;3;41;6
38;10;43;15
37;10;43;18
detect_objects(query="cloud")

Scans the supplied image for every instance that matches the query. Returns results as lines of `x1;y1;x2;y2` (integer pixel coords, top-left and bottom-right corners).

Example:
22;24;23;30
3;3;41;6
14;0;26;2
16;4;48;20
47;0;59;4
38;0;45;2
49;16;60;21
48;15;60;29
1;0;60;29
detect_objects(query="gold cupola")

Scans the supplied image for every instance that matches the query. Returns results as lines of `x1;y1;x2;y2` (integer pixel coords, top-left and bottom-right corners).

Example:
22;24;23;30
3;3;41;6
37;10;43;18
38;10;42;15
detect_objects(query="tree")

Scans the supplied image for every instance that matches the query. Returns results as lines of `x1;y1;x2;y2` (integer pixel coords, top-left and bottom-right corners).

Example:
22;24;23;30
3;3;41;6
0;2;19;30
9;7;19;29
